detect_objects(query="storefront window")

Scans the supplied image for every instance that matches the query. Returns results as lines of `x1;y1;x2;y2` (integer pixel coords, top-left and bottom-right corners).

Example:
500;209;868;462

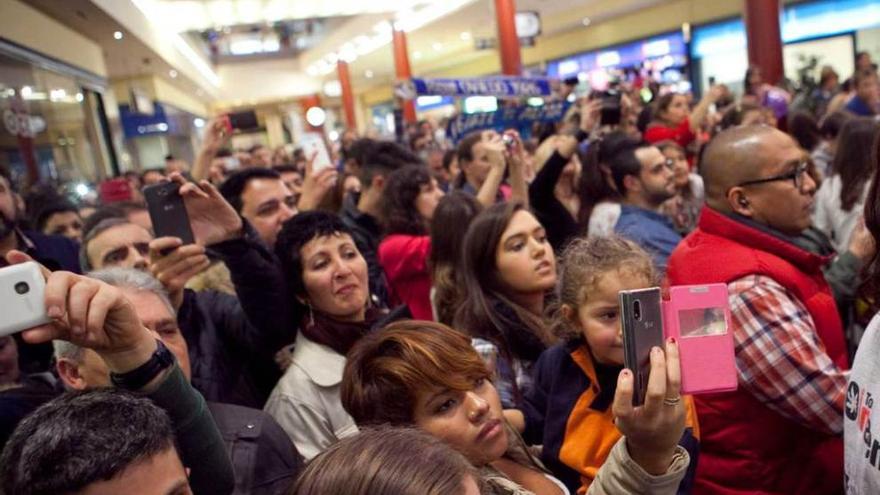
0;52;100;188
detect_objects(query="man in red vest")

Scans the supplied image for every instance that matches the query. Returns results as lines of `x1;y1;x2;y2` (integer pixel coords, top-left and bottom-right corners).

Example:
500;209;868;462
666;125;848;495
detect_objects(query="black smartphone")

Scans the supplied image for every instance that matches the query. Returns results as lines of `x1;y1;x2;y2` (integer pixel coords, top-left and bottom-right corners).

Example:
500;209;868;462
225;110;259;132
708;76;716;86
143;182;195;246
600;90;622;126
619;287;665;406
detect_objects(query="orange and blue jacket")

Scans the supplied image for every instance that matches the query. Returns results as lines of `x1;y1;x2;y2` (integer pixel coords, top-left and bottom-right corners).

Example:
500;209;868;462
521;338;700;494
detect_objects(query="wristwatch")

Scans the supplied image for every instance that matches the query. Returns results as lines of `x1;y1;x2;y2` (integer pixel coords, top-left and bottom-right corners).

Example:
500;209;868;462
110;339;175;390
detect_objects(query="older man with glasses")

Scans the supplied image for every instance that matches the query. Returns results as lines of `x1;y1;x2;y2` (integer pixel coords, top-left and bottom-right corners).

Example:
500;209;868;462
666;125;849;495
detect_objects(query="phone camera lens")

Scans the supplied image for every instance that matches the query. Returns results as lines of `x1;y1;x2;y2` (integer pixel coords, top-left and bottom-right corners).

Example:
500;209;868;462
14;282;29;295
633;300;641;320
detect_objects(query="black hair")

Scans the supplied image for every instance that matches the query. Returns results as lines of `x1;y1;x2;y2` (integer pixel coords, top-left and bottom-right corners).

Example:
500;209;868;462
358;140;422;190
0;388;176;495
441;150;456;172
455;132;482;165
218;168;282;213
273;164;300;174
215;148;233;158
819;111;852;139
381;165;434;236
0;165;13;193
599;132;645;196
81;205;127;241
140;168;165;182
248;144;267;153
788;111;820;152
275;211;354;298
35;200;79;232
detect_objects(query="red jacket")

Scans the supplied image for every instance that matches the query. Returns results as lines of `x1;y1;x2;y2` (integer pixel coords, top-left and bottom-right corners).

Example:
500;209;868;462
666;207;847;495
377;234;433;321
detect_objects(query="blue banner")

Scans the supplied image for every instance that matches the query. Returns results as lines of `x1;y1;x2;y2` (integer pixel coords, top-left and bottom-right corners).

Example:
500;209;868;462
397;77;554;98
446;100;572;142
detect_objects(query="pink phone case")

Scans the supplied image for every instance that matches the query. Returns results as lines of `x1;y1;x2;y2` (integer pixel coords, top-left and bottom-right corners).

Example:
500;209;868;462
662;283;738;395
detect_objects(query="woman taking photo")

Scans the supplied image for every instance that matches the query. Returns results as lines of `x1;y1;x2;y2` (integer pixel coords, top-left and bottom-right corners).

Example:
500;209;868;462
378;165;445;320
341;320;692;495
264;211;381;460
454;202;558;407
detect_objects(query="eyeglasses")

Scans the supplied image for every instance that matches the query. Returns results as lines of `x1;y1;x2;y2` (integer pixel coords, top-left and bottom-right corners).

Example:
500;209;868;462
737;160;810;190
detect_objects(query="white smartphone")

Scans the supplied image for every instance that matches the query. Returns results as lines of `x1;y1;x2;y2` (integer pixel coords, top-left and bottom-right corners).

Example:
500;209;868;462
299;132;334;172
0;262;51;337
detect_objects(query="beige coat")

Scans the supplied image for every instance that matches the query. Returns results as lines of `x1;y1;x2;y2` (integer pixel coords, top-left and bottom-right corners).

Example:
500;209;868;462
262;333;358;460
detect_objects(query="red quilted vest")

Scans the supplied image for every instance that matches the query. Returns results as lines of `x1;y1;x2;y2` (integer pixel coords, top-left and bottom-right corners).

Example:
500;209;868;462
666;207;847;495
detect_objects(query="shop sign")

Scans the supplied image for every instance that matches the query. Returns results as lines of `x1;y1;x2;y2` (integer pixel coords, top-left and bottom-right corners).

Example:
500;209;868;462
397;77;554;99
446;100;571;142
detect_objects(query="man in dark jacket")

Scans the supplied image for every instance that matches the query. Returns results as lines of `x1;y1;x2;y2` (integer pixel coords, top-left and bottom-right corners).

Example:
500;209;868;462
339;139;421;308
79;190;298;408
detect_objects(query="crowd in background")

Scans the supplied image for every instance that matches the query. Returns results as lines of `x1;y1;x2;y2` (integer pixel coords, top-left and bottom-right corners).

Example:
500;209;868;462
0;52;880;495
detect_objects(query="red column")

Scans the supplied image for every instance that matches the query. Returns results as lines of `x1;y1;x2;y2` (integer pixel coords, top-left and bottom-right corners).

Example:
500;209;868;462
337;60;357;129
392;28;417;124
299;94;323;132
743;0;784;86
494;0;522;76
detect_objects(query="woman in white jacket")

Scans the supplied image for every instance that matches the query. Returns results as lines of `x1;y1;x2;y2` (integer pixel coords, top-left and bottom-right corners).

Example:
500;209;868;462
813;117;880;253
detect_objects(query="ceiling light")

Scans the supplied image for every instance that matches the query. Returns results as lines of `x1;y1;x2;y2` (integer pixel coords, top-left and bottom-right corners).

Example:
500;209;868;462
582;17;591;26
193;118;205;128
305;107;326;127
365;70;374;78
113;31;124;40
460;31;471;41
20;86;32;98
432;43;443;51
169;70;178;78
75;93;84;102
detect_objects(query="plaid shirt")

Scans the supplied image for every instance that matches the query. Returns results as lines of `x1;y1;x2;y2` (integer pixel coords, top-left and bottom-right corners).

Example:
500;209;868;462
728;274;849;434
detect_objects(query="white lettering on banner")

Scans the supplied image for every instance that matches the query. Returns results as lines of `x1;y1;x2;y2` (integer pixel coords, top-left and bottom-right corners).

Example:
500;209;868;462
424;80;458;95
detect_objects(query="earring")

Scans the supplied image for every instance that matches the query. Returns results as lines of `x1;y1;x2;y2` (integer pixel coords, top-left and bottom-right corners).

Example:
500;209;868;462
307;302;315;327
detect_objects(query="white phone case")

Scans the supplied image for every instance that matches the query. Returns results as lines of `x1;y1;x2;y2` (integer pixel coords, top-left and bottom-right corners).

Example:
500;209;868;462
0;262;51;337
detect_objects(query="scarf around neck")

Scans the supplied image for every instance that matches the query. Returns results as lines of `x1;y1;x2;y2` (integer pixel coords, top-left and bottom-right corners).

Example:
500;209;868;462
300;307;381;356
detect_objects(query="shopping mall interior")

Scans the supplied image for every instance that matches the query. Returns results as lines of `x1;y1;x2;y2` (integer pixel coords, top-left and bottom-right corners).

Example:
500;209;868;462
2;0;879;188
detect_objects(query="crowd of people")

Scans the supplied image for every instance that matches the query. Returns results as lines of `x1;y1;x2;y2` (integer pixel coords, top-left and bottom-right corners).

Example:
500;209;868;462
1;55;880;495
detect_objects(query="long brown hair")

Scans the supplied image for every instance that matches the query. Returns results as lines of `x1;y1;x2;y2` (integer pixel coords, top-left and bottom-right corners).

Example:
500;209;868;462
429;191;483;325
861;129;880;302
453;202;554;363
290;426;478;495
832;117;880;211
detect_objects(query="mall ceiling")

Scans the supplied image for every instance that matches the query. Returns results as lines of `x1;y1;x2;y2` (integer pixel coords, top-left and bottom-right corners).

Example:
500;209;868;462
25;0;667;107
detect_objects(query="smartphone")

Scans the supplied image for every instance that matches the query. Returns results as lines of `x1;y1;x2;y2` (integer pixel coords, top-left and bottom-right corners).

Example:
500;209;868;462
222;110;259;134
0;262;51;337
143;182;195;245
662;284;737;395
600;90;622;126
299;132;334;172
708;76;717;86
619;287;665;406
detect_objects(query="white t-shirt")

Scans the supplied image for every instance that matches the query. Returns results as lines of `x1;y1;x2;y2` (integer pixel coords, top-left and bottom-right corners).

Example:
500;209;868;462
845;313;880;494
589;201;622;237
813;175;868;254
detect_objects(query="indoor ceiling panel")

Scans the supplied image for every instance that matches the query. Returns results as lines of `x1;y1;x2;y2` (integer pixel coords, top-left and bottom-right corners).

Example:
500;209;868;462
144;0;434;32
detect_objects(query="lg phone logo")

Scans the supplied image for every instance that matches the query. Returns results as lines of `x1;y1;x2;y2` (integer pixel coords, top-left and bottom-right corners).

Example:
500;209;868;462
847;382;860;421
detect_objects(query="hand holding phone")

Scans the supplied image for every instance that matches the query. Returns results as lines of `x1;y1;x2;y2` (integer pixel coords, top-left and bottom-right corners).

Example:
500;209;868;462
143;181;195;246
2;250;159;376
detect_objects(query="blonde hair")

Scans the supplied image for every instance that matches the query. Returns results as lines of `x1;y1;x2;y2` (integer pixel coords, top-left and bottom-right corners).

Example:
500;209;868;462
550;235;656;339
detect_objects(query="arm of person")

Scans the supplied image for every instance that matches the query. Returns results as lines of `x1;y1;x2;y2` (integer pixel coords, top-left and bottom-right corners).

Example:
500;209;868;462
476;139;507;208
589;339;690;494
297;153;339;212
192;118;230;182
689;86;722;133
728;275;849;434
7;250;235;495
505;131;529;207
